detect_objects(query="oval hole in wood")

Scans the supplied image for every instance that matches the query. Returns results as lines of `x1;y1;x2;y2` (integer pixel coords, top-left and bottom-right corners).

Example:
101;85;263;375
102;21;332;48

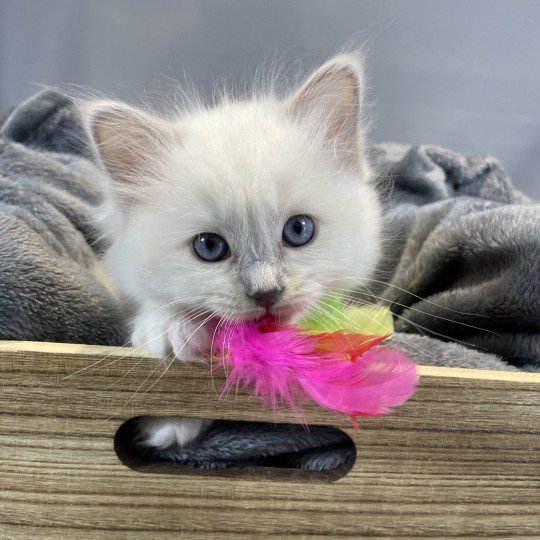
115;416;356;483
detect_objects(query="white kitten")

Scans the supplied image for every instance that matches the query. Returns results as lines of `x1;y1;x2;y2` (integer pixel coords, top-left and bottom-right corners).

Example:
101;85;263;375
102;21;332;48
85;55;382;451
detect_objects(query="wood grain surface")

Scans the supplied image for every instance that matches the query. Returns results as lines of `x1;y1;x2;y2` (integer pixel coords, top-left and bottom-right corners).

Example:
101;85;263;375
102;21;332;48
0;341;539;538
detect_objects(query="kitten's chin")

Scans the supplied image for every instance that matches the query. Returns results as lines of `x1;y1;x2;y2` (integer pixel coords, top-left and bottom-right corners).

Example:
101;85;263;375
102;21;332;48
267;303;306;324
141;302;311;363
225;303;307;325
198;307;307;356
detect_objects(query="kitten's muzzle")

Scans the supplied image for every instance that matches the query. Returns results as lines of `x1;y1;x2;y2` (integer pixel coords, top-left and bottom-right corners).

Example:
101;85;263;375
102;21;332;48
248;287;285;309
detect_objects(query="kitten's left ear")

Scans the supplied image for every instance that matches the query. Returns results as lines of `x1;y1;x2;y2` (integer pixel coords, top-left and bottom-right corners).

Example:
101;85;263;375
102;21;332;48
286;54;366;170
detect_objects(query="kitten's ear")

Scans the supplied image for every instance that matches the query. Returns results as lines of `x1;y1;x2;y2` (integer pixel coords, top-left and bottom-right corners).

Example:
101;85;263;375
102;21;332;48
85;101;174;194
286;55;366;169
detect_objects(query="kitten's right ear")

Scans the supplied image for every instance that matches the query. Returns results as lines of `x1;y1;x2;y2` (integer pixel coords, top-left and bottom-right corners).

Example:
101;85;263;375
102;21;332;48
85;101;174;195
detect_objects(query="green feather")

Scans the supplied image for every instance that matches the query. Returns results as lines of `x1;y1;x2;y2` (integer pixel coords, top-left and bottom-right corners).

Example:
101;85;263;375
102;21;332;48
298;294;394;336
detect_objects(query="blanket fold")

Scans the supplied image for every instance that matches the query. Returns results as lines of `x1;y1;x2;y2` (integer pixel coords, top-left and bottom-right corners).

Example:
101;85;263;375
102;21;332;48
368;143;539;371
0;90;127;344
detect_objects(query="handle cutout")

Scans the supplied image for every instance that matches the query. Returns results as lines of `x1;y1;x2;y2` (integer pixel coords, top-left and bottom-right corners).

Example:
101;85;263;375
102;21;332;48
115;416;355;483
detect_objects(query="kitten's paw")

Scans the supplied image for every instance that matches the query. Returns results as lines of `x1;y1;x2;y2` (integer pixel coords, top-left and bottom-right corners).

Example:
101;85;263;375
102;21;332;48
131;308;170;358
131;306;211;362
136;417;212;450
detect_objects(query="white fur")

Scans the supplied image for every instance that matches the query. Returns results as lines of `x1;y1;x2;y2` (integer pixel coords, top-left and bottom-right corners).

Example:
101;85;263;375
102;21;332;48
136;417;212;449
85;54;383;450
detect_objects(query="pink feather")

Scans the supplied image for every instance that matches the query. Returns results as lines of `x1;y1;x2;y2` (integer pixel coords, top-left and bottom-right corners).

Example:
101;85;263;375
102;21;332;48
214;321;418;420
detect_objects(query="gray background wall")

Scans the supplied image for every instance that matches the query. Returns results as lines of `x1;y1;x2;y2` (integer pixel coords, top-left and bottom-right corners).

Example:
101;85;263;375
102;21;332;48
1;0;539;197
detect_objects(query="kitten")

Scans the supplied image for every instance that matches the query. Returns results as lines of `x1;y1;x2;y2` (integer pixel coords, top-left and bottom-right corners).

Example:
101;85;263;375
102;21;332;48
84;54;382;451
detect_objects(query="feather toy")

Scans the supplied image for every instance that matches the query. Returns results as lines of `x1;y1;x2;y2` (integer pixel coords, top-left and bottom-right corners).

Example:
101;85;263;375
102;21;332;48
213;296;418;422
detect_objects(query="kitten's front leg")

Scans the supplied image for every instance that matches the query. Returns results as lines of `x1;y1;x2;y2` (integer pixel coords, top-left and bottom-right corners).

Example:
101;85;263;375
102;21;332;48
131;305;213;451
132;304;214;361
130;305;172;359
136;416;212;451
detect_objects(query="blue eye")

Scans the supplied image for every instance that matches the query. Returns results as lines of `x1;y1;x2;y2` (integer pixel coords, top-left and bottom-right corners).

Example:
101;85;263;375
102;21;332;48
193;233;230;262
282;215;315;247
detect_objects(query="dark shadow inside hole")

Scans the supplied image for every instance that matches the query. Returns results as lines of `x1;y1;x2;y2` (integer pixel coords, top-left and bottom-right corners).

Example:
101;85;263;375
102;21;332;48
115;417;356;483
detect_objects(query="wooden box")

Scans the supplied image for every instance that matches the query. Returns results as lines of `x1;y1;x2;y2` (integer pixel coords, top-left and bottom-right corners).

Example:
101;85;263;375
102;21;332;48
1;341;538;538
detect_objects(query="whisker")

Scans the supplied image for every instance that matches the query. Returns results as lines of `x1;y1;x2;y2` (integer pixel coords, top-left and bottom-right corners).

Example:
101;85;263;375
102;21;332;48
310;301;393;349
107;311;217;419
391;311;491;352
68;304;209;380
332;288;499;336
316;298;450;367
345;282;479;365
100;306;210;387
208;308;233;394
323;274;489;318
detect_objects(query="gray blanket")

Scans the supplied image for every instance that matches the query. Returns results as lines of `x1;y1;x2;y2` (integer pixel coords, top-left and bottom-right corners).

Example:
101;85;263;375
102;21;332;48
0;92;127;345
369;144;539;372
1;90;538;471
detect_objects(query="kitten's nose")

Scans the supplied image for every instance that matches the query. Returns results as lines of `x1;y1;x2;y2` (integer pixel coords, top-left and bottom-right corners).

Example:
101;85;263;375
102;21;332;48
250;287;284;309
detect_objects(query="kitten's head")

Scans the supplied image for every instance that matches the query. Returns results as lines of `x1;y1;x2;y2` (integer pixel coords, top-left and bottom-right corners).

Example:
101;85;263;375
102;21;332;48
85;55;382;359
